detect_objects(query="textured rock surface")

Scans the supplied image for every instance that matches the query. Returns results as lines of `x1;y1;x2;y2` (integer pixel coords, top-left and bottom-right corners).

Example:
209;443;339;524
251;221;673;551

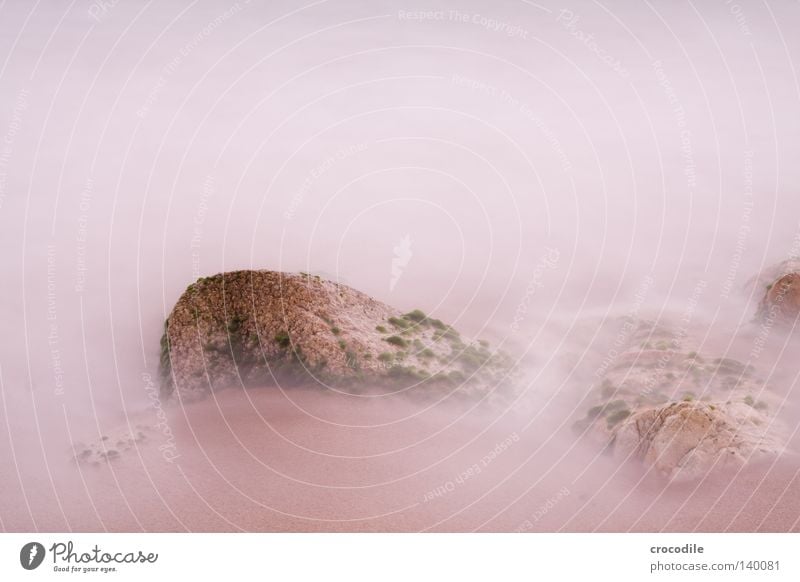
614;401;780;481
746;258;800;296
160;270;513;400
757;272;800;325
572;319;785;480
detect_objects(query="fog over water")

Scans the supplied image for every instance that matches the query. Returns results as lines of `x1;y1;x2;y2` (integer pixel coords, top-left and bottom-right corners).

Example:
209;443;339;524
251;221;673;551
1;0;799;531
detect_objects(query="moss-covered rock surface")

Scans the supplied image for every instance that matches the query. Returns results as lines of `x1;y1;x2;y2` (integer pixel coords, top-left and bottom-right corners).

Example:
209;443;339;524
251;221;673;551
160;270;513;400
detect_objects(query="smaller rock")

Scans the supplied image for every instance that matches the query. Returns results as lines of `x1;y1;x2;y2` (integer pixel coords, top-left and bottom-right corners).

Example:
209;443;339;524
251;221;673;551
613;401;779;481
72;424;153;466
757;272;800;325
571;318;788;481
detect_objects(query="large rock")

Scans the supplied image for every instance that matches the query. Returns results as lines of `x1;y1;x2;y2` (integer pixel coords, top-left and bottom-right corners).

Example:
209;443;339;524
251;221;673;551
160;270;512;400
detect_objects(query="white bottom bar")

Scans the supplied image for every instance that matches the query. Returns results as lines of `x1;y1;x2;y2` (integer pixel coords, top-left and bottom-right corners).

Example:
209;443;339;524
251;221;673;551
2;533;798;581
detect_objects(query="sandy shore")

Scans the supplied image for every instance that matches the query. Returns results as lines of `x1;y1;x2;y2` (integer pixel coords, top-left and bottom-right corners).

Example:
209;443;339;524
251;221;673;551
2;386;799;532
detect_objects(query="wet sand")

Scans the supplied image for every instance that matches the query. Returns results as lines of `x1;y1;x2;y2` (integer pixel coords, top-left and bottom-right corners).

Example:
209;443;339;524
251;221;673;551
2;387;799;532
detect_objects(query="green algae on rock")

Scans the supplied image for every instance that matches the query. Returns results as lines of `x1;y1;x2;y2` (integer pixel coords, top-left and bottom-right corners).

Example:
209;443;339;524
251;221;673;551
160;270;513;400
573;319;785;481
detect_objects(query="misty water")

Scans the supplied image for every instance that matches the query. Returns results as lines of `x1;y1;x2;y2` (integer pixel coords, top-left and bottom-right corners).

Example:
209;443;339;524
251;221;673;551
1;0;799;531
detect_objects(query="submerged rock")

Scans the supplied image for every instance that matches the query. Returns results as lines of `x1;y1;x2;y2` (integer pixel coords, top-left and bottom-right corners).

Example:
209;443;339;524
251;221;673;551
614;401;780;481
72;424;153;466
573;319;785;481
746;258;800;296
160;270;513;400
757;271;800;325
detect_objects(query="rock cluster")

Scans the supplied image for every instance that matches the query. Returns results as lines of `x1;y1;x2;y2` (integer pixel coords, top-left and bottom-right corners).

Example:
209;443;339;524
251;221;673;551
572;319;784;480
154;262;799;481
72;424;152;465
